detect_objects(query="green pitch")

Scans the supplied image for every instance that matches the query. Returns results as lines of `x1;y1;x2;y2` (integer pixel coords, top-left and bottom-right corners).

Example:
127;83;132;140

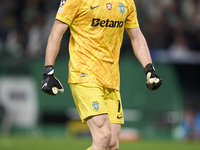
0;136;200;150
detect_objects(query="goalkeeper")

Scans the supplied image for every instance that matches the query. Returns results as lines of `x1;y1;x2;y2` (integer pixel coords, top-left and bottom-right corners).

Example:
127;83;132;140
41;0;162;150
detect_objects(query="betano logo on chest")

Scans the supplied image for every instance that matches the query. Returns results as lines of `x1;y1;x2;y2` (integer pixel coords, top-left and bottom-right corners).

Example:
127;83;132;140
91;18;123;28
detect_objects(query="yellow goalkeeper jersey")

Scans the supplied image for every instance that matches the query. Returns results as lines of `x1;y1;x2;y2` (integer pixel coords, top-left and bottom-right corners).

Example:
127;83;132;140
56;0;139;90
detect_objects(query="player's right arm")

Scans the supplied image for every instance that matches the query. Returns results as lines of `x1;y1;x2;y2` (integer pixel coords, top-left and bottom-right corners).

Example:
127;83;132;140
45;19;68;66
41;20;68;95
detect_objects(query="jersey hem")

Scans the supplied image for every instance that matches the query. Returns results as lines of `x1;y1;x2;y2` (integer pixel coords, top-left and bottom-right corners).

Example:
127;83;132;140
68;81;120;91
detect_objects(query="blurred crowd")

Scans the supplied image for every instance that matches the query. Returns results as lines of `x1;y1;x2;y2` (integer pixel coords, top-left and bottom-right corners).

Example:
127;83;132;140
135;0;200;51
0;0;200;60
0;0;58;60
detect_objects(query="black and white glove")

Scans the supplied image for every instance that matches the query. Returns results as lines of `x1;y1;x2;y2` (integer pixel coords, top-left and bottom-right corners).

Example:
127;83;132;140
41;65;64;95
144;63;162;90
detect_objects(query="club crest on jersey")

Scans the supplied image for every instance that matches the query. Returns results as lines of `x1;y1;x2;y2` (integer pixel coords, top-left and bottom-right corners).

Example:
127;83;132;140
106;3;112;10
118;3;125;14
92;101;100;111
60;0;66;7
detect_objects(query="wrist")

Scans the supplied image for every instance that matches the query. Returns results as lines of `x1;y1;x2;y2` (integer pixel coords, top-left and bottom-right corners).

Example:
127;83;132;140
144;63;155;75
43;65;54;76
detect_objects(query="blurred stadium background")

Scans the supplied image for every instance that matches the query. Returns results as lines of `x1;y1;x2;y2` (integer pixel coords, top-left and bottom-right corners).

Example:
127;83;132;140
0;0;200;149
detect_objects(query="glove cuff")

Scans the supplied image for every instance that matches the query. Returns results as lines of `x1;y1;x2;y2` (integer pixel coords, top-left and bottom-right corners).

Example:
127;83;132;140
43;65;54;76
144;63;155;75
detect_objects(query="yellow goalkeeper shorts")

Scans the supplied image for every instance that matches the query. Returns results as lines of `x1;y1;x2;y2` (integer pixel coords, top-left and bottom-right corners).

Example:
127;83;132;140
70;83;124;124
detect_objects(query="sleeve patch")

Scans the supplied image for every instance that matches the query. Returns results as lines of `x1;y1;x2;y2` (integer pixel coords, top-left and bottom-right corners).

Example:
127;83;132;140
58;8;64;13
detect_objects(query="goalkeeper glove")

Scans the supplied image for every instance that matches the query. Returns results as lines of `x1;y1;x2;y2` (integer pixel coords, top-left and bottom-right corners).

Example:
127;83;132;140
144;63;162;90
41;65;64;95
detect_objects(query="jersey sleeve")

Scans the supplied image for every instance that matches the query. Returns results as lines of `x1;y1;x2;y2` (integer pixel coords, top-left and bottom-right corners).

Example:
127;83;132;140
55;0;80;25
125;0;139;28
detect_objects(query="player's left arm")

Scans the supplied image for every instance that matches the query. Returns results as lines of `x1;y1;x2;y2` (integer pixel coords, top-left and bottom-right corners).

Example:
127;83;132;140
126;27;162;90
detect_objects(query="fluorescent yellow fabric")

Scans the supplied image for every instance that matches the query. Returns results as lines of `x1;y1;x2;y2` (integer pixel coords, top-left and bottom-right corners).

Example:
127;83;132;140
56;0;139;90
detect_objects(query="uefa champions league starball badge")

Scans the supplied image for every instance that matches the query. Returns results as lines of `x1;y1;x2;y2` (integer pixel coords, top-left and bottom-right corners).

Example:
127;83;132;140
118;3;125;14
60;0;66;7
92;101;100;111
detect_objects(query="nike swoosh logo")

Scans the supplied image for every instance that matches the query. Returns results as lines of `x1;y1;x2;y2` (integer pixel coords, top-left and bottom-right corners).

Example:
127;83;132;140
47;69;54;75
117;115;123;119
41;83;47;89
90;5;100;9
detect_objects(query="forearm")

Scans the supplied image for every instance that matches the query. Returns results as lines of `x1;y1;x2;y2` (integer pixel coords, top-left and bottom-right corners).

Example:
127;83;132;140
131;32;152;68
126;27;152;68
126;27;162;90
45;33;62;66
44;20;68;66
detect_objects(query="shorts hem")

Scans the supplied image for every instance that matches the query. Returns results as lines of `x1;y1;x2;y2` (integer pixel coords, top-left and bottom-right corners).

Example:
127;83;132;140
82;112;108;124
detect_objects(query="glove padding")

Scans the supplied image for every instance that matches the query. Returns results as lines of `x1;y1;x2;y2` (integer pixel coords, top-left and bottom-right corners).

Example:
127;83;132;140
144;63;162;90
41;65;64;95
